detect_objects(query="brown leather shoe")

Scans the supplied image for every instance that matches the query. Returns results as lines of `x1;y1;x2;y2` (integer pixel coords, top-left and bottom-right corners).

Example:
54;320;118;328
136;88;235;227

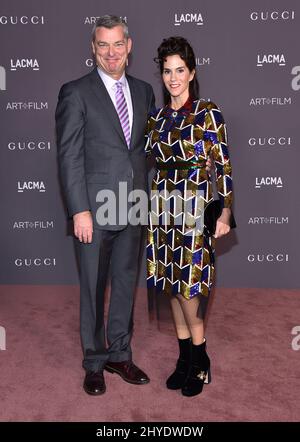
105;361;150;385
83;370;106;395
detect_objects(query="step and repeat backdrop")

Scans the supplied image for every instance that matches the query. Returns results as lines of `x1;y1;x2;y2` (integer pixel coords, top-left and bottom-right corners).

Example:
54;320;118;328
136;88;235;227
0;0;299;288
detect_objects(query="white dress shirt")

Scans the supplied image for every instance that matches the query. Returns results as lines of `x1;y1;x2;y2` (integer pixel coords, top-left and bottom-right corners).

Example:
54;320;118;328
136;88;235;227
97;67;133;135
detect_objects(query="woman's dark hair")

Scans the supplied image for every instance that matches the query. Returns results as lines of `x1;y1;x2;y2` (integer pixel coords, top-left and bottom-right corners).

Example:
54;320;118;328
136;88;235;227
155;36;199;105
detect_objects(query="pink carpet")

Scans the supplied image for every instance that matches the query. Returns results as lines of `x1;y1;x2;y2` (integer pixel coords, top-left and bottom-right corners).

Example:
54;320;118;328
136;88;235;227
0;285;299;421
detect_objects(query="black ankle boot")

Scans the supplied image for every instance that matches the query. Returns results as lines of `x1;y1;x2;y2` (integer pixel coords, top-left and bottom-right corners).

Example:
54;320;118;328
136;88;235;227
181;339;211;397
166;337;191;390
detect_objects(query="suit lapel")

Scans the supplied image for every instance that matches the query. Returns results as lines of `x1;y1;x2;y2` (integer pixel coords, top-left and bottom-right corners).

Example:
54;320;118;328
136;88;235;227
88;68;127;146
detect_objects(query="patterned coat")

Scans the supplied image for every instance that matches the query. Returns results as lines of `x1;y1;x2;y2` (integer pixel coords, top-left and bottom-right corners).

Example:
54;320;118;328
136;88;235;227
145;98;233;302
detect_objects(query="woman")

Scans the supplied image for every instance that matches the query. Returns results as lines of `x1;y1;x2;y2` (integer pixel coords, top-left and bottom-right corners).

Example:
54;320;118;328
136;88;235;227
146;37;233;396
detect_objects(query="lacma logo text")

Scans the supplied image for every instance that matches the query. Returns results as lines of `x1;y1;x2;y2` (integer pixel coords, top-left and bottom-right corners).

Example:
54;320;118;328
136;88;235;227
174;13;203;26
257;54;286;67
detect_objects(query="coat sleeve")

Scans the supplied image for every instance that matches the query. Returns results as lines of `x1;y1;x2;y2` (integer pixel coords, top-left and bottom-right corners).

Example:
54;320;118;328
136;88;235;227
145;85;157;157
205;101;233;209
55;83;91;217
145;117;154;156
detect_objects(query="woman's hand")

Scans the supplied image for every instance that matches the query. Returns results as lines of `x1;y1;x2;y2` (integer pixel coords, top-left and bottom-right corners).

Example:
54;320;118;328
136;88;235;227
214;208;231;238
205;157;213;175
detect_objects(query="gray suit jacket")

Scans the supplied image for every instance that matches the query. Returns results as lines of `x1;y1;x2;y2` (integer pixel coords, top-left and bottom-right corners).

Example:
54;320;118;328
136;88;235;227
55;68;155;230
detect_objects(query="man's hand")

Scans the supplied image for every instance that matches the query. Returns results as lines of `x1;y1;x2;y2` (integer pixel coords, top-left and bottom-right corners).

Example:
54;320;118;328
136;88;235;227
73;211;93;243
214;208;231;239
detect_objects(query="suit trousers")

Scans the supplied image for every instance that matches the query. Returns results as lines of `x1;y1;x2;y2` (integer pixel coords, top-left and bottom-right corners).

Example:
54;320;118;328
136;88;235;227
75;223;142;372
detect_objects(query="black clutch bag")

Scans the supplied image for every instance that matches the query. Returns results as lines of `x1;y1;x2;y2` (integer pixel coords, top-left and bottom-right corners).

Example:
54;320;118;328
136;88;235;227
204;200;236;236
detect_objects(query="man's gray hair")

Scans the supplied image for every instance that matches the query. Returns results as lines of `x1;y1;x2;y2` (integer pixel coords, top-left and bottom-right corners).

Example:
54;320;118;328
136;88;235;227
92;15;129;41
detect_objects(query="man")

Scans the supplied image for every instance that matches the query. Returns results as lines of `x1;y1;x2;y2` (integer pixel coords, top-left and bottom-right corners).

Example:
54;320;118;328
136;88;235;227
56;15;155;395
